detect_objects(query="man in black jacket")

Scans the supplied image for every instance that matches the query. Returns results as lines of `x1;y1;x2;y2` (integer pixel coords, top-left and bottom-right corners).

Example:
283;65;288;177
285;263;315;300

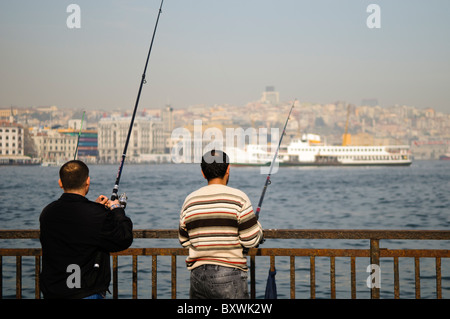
39;160;133;299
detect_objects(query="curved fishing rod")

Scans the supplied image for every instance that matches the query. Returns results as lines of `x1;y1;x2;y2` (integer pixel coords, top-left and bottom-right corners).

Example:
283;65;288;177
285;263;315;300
255;99;296;219
74;111;85;160
111;0;164;201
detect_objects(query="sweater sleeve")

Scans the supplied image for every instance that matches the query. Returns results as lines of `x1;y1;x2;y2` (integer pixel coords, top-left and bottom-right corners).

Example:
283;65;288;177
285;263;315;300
237;197;263;248
97;207;133;252
178;203;191;248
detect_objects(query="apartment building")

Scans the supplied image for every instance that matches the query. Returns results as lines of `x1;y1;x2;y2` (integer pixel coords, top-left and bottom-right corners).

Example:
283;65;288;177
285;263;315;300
0;121;24;158
31;129;78;163
58;128;98;163
98;115;164;163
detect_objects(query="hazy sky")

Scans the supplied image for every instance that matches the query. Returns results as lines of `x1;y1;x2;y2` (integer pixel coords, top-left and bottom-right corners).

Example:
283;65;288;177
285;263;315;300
1;0;449;113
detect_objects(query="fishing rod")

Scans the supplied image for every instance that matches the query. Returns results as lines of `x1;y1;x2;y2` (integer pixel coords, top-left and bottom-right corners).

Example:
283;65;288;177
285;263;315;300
74;111;85;160
255;99;296;219
111;0;164;201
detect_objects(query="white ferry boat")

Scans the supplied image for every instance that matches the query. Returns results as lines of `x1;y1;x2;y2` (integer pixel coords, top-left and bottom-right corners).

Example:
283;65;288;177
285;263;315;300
226;144;274;166
228;133;412;167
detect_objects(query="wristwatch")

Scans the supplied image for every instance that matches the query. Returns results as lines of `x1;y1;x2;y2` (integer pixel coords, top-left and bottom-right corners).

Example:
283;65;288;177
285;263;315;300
110;203;121;210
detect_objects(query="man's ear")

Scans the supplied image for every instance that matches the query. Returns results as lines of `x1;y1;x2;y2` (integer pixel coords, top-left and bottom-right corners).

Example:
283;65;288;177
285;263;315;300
58;179;64;190
201;170;207;180
84;176;90;195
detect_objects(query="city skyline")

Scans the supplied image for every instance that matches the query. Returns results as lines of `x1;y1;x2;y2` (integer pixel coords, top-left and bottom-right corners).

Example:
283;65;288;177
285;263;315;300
1;1;449;113
2;98;450;164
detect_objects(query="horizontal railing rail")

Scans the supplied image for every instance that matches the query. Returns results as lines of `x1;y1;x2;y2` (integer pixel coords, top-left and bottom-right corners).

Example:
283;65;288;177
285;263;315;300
1;229;449;299
3;228;450;240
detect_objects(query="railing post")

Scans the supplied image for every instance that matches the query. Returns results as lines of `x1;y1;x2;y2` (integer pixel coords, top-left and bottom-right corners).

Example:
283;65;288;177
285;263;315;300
350;256;356;299
370;239;380;299
330;256;336;299
250;256;256;299
152;255;157;299
290;256;295;299
171;255;177;299
310;256;315;299
16;256;22;299
415;257;421;299
436;257;442;299
132;255;138;299
0;256;3;299
35;256;40;299
394;256;400;299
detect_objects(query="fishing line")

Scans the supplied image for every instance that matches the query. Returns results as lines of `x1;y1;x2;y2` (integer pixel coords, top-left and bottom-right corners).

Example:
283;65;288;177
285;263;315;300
255;99;296;219
111;0;164;201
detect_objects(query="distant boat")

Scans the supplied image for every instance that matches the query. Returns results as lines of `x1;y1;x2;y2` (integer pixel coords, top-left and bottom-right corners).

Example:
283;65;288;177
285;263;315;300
41;160;65;167
228;133;412;167
439;154;450;160
226;144;274;166
0;156;41;166
41;161;58;167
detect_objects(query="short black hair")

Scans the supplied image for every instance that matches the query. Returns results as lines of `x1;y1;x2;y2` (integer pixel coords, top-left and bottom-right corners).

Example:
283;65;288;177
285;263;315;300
59;160;89;190
201;150;229;181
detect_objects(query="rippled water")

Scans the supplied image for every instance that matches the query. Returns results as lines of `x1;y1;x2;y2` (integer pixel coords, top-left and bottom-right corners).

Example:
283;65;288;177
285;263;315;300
1;161;449;298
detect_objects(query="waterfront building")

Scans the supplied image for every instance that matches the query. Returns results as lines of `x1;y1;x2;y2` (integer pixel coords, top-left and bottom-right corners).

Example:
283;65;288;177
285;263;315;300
58;118;98;163
98;115;164;163
0;120;24;157
31;128;78;164
0;120;35;164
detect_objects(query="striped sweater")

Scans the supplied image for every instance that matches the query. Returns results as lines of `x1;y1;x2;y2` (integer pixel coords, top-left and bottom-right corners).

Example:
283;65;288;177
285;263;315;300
178;184;263;271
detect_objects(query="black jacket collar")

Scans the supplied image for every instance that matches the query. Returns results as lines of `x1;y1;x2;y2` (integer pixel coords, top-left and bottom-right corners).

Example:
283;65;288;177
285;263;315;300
59;192;89;202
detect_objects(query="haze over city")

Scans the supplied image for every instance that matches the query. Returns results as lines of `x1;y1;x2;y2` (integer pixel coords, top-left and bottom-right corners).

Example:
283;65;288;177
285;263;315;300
1;0;449;113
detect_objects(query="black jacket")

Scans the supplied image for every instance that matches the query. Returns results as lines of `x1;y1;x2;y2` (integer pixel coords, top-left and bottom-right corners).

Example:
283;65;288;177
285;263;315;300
39;193;133;299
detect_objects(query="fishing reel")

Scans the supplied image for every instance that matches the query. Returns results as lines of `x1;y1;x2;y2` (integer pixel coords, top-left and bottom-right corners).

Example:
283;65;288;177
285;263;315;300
119;192;128;209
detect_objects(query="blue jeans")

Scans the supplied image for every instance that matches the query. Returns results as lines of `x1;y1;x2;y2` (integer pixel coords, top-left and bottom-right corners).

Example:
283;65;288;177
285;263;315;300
190;264;249;299
83;292;105;299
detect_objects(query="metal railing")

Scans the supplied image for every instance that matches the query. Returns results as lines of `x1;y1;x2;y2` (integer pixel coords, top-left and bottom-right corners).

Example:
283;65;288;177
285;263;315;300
1;229;449;299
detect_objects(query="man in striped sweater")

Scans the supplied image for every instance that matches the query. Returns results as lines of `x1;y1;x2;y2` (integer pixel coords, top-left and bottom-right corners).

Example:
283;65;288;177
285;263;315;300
179;150;264;299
